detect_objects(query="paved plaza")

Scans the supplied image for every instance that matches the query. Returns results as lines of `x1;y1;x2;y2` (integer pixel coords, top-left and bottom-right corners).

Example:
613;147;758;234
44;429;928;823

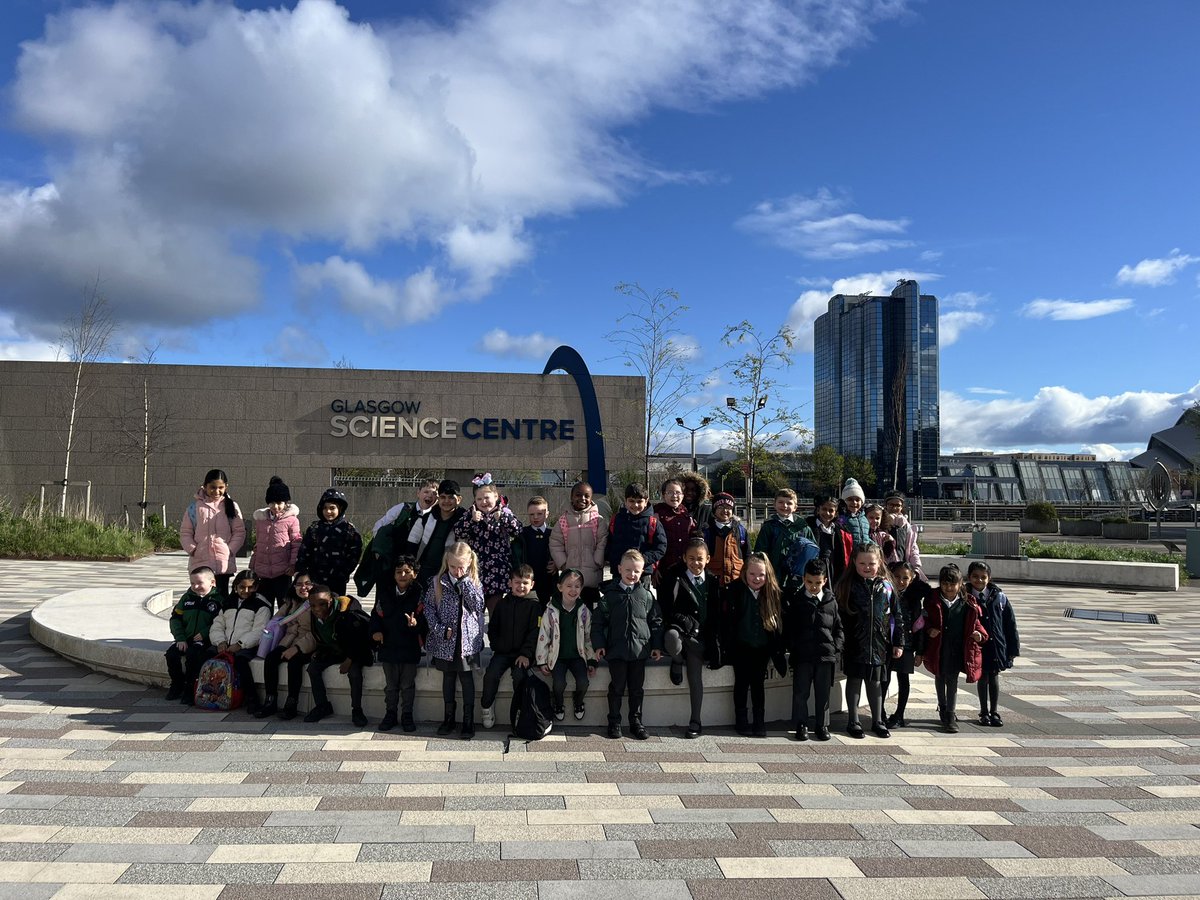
1;553;1199;898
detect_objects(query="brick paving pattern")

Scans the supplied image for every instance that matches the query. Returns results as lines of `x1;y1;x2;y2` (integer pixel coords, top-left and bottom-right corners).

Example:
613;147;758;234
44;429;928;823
0;554;1197;898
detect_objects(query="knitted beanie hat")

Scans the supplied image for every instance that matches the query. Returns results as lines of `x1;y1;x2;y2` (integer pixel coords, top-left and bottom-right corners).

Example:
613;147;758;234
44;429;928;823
265;476;291;504
840;478;866;502
713;492;736;510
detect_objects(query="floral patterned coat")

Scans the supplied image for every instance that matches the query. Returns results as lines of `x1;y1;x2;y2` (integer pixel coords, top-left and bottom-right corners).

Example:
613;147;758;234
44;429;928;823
455;506;522;597
423;574;485;662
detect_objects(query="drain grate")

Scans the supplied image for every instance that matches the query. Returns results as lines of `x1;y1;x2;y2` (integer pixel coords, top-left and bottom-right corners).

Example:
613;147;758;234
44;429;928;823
1063;608;1159;625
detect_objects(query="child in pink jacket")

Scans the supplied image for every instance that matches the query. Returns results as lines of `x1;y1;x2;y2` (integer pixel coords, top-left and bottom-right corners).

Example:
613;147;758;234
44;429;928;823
250;476;302;610
181;468;245;597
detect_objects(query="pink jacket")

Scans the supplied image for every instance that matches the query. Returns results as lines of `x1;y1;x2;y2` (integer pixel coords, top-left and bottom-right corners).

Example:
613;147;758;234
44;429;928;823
250;504;302;578
549;503;608;589
181;490;245;577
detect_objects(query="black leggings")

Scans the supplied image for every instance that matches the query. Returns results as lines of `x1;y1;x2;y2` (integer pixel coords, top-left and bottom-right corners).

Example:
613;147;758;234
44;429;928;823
977;671;1001;715
442;669;475;712
261;646;311;702
884;669;911;717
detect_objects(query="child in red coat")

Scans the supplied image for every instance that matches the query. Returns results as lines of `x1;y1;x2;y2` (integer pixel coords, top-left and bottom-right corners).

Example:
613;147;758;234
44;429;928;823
921;564;988;733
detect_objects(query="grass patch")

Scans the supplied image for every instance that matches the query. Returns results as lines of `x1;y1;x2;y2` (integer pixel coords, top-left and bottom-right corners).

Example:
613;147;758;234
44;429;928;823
0;509;155;560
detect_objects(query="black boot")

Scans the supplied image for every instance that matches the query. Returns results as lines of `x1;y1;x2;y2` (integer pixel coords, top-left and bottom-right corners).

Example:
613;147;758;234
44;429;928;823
401;709;416;733
735;710;750;737
378;709;398;732
460;708;475;741
279;697;299;720
165;680;184;702
436;703;457;736
255;695;278;719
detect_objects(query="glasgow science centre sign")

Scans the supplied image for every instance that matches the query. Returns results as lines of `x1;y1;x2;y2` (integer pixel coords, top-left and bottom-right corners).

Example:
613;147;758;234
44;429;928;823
329;399;576;442
325;346;611;495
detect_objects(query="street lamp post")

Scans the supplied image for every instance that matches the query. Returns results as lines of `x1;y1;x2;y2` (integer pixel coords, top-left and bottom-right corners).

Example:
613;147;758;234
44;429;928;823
674;416;712;473
726;395;768;529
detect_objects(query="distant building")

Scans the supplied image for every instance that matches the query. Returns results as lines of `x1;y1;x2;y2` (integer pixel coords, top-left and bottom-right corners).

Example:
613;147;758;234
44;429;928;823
813;279;939;495
1130;407;1200;474
935;451;1144;506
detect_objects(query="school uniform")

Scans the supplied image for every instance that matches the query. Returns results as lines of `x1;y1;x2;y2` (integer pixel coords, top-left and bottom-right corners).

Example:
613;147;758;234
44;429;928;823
592;581;663;735
660;567;722;736
783;584;842;737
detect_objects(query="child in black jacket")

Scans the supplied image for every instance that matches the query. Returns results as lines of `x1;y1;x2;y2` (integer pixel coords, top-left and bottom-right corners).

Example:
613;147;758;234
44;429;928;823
480;565;542;731
513;496;557;605
969;561;1020;727
606;483;667;583
296;488;362;596
783;559;843;742
370;556;428;732
885;561;923;728
661;538;723;739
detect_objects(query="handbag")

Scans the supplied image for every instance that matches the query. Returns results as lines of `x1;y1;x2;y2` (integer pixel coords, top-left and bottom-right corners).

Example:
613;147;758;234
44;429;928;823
256;601;310;659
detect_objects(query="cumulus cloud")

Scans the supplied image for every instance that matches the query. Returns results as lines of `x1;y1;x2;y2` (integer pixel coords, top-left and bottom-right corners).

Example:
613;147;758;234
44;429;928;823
1;0;900;333
938;292;993;347
786;269;939;351
1082;443;1142;462
1116;249;1198;287
940;381;1200;449
967;387;1009;396
1021;299;1134;321
476;328;561;360
736;189;912;259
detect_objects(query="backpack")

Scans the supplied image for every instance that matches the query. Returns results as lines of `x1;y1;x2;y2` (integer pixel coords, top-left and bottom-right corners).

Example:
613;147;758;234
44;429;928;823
783;534;821;581
193;652;243;711
513;675;555;741
257;601;310;659
609;513;659;568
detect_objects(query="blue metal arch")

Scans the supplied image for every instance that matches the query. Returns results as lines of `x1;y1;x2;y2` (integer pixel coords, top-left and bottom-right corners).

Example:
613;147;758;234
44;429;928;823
542;346;607;495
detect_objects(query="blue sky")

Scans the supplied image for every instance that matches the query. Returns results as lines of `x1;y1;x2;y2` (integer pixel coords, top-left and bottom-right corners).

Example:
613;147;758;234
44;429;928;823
0;0;1197;461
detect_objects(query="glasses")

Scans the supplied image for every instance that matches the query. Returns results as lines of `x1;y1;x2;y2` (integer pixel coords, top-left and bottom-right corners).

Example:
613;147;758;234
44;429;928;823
294;582;313;590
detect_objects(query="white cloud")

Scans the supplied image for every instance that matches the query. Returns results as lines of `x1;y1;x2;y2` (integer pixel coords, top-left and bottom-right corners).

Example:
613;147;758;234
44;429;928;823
1082;443;1142;462
940;381;1200;448
967;387;1009;396
296;257;447;324
1116;249;1198;287
918;249;943;262
1;0;900;333
786;269;939;351
476;328;561;360
1021;299;1134;321
737;189;912;259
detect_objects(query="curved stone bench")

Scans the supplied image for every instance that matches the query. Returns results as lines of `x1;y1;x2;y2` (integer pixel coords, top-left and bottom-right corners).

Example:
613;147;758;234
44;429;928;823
30;588;832;728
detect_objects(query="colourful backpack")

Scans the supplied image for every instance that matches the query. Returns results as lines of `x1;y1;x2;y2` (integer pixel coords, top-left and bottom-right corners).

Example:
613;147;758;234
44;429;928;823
193;652;243;711
782;534;821;582
256;601;310;659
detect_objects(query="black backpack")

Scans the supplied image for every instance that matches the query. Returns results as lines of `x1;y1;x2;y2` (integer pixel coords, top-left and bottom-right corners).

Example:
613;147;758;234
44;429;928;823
513;676;555;741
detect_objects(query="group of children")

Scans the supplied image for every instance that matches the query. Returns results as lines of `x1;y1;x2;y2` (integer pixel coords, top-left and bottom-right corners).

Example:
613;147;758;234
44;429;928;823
167;468;1019;741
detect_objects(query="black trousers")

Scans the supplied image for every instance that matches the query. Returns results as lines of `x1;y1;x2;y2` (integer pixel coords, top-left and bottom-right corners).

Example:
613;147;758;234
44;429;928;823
308;656;364;709
732;644;770;726
606;658;646;726
165;642;210;686
552;658;590;708
256;574;292;610
381;662;419;713
936;670;962;722
261;646;311;702
791;660;834;729
482;652;529;727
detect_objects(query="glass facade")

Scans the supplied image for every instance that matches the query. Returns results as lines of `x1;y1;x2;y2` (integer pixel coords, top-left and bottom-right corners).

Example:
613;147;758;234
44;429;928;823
813;280;940;494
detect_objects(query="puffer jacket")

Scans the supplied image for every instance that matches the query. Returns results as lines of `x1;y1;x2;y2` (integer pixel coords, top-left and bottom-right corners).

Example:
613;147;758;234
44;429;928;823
181;490;245;576
592;582;663;661
296;490;362;592
535;598;596;670
922;586;988;682
783;585;843;664
423;574;485;662
972;584;1020;672
209;593;271;648
704;519;748;586
549;503;608;589
250;505;301;579
841;576;906;668
888;514;924;579
168;588;223;643
755;515;815;580
653;502;696;575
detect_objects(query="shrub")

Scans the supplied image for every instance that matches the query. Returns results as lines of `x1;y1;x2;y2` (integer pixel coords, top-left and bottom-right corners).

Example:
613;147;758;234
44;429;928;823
144;514;182;551
0;509;153;560
1023;501;1058;521
1100;516;1132;524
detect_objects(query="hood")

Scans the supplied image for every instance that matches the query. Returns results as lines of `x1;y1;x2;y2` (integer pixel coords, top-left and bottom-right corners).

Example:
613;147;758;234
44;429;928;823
254;504;300;522
317;488;349;518
678;471;710;505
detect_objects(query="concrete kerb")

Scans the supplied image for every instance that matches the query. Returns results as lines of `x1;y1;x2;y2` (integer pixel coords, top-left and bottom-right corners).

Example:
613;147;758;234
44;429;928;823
923;554;1180;592
29;587;815;726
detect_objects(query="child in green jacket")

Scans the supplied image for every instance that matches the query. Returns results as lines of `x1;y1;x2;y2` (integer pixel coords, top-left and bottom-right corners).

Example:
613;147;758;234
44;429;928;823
165;566;224;705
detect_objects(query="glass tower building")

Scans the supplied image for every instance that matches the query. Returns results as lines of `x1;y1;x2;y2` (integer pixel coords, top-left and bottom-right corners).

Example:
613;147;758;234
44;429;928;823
813;280;940;496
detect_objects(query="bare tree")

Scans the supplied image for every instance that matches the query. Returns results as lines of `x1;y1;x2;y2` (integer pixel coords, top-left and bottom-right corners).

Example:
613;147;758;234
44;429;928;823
605;283;703;484
333;354;356;369
105;343;179;527
56;282;115;516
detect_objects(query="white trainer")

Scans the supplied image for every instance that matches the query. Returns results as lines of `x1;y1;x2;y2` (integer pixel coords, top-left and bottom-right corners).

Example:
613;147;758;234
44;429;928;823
481;705;495;729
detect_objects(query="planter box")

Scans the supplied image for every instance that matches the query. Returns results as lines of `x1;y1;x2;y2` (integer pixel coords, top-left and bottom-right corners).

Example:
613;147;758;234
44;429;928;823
1102;521;1150;540
1060;519;1103;537
1020;518;1059;534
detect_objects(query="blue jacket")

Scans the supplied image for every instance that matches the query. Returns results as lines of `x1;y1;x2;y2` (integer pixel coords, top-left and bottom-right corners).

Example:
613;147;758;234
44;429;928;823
972;584;1020;671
